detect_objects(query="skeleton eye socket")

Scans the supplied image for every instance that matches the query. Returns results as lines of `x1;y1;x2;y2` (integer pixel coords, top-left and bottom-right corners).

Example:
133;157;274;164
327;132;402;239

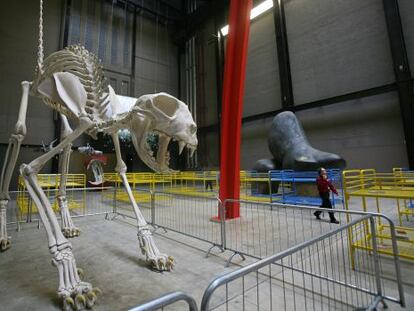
190;124;197;135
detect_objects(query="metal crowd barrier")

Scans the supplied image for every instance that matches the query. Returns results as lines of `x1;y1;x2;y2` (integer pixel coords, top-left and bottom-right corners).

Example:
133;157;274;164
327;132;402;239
128;291;198;311
201;214;404;310
5;186;405;309
6;187;116;227
151;190;224;252
109;187;153;224
7;187;224;253
221;199;404;305
131;211;404;310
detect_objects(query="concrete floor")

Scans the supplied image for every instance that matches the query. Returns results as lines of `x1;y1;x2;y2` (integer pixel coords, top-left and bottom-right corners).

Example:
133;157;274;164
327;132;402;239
0;216;239;311
1;190;413;310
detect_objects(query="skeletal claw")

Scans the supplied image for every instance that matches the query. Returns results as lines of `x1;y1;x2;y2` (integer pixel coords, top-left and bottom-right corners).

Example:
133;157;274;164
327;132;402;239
168;256;175;269
151;259;157;269
178;141;186;155
87;291;96;300
190;147;196;157
62;227;81;238
75;294;86;309
63;297;75;311
86;291;97;308
92;287;102;296
0;239;11;251
166;259;174;271
158;259;165;270
77;268;84;280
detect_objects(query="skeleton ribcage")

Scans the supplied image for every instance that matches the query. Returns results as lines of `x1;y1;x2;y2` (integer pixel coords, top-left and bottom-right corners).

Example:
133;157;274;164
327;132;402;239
32;45;111;123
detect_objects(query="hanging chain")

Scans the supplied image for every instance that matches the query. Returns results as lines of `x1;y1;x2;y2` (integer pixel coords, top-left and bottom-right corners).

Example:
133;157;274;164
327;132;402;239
37;0;44;72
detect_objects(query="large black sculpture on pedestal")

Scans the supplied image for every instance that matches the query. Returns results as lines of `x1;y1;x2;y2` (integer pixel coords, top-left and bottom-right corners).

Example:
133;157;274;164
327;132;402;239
254;111;346;172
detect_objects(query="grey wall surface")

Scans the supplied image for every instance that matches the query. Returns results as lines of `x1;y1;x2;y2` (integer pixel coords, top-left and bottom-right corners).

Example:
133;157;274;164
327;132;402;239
0;0;64;189
240;118;273;169
285;0;395;105
198;11;282;168
244;12;281;117
198;132;220;169
239;92;408;171
0;0;63;145
134;16;178;96
192;19;220;169
237;0;410;171
67;0;179;98
196;19;218;128
297;92;408;171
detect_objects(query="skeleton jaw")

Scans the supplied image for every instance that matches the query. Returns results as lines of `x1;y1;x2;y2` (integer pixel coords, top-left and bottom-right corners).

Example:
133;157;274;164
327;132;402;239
156;133;171;170
135;129;197;173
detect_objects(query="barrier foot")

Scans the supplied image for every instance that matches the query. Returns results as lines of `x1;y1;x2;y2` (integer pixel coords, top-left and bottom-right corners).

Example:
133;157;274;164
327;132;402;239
152;225;167;234
225;251;246;267
205;244;224;258
111;213;120;221
380;298;388;309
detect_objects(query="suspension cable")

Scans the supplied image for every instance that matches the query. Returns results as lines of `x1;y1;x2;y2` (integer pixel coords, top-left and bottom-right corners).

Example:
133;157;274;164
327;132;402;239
37;0;44;72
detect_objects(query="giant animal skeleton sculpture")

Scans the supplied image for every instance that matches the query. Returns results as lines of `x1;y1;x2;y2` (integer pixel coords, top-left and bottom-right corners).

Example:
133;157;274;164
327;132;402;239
0;1;197;309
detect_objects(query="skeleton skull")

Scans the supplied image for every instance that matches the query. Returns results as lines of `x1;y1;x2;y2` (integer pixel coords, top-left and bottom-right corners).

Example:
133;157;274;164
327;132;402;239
127;92;198;173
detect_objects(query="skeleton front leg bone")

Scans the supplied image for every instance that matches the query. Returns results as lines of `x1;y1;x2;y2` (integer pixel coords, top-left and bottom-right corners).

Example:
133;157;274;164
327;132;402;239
0;81;30;251
20;116;100;310
57;114;80;238
111;133;174;271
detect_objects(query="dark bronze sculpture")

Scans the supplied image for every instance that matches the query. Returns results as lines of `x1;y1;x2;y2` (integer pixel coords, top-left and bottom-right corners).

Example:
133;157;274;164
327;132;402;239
254;111;346;172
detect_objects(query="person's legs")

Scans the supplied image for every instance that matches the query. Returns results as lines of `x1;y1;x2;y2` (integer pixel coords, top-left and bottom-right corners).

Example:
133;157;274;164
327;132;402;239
323;195;339;223
315;193;339;223
314;194;324;219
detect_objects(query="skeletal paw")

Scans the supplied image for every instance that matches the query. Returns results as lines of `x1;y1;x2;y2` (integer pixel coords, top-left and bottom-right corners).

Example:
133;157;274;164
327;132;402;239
150;255;175;271
0;237;11;252
62;286;101;311
138;228;174;271
62;227;81;238
52;247;100;310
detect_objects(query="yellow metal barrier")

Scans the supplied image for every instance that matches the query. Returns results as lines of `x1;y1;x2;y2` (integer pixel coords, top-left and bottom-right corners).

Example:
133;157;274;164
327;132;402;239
343;169;414;262
168;171;215;197
103;170;275;203
17;174;87;216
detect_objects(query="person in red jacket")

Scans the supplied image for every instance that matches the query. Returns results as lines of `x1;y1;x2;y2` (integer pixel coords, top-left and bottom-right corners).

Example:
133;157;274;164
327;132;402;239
314;168;339;224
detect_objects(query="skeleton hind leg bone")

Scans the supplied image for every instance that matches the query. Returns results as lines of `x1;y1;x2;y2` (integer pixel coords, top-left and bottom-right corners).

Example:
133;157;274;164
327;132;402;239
111;133;174;271
20;116;100;310
57;114;80;238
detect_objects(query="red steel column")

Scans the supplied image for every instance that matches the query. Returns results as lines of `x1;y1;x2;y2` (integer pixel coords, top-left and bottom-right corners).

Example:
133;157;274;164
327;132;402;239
219;0;253;219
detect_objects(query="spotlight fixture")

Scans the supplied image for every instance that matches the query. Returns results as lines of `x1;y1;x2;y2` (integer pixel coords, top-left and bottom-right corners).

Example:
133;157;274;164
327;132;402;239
220;0;273;36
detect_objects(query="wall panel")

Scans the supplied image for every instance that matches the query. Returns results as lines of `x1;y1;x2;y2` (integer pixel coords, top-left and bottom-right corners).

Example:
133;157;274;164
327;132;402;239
285;0;394;104
243;12;281;116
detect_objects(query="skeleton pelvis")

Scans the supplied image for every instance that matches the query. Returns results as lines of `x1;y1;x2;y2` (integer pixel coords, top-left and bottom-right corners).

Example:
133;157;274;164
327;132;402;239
37;72;87;119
